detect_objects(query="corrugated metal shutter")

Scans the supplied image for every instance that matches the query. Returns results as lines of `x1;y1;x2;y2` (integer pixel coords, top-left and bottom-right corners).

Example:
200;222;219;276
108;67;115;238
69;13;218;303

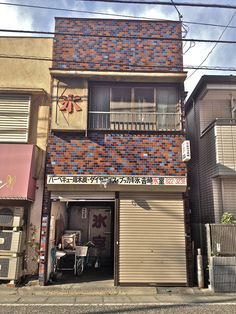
222;178;236;217
51;191;115;201
0;95;31;143
119;192;187;284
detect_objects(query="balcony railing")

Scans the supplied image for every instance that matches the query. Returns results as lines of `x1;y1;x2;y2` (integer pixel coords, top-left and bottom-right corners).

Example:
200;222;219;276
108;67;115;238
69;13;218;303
89;111;181;131
202;118;236;136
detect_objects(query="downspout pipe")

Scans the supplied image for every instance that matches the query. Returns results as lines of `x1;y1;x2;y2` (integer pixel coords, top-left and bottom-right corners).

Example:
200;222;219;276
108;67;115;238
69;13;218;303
231;94;236;118
191;96;203;248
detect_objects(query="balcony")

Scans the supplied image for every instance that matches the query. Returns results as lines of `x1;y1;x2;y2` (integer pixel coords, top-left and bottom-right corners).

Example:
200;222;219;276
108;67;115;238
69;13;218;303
202;118;236;135
201;118;236;175
89;111;181;131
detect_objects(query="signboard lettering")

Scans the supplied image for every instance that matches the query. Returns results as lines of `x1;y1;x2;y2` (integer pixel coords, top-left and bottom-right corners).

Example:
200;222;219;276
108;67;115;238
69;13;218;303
47;175;187;186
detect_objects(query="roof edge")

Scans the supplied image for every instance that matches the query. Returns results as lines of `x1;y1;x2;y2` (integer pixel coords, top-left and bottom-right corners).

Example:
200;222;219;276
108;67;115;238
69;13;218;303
185;75;236;111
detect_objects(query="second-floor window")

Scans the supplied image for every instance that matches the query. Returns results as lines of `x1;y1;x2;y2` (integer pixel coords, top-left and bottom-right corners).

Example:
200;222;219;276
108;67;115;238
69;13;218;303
89;84;181;131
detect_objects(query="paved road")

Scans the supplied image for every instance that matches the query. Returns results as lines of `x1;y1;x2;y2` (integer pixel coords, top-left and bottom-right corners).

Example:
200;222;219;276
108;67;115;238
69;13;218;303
1;285;236;313
0;303;236;314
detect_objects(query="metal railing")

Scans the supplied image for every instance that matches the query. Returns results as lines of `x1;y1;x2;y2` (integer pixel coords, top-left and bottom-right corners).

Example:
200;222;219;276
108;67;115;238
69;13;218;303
202;118;236;136
88;111;181;131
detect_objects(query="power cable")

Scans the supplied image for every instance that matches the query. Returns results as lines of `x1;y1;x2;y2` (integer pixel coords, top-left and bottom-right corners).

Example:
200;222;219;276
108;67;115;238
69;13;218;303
1;2;236;31
186;10;236;80
183;41;196;55
0;53;236;72
170;0;183;20
75;0;236;10
168;1;191;53
0;1;152;19
184;21;236;30
1;28;236;44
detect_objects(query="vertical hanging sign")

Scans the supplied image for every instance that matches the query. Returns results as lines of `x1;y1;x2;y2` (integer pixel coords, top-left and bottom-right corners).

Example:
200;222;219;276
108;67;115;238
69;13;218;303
38;215;48;285
182;140;191;162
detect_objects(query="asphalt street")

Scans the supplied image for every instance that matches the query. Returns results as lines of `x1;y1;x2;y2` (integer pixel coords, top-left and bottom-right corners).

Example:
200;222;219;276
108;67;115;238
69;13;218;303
0;303;236;314
1;282;236;313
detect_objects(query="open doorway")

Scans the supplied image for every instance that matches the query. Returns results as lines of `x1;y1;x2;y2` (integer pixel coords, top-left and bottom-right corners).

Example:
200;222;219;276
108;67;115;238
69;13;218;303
50;201;115;285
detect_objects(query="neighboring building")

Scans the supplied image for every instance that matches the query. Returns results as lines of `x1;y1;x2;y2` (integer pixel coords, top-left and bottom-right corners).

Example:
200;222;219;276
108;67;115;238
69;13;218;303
185;75;236;257
0;37;53;281
40;18;190;286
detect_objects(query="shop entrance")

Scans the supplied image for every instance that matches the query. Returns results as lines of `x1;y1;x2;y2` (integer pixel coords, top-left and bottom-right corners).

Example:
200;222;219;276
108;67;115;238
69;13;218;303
50;200;115;285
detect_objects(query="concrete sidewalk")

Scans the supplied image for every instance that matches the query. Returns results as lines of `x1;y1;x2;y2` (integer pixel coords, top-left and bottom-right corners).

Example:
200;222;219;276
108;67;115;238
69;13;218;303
0;282;236;305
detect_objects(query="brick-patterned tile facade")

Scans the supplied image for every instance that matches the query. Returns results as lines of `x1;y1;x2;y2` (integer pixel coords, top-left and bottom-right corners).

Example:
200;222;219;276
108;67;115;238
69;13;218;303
39;18;190;286
47;132;186;176
53;18;183;72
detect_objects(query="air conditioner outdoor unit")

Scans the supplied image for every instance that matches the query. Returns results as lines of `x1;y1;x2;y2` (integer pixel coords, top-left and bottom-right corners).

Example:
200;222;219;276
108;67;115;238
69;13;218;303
0;230;25;254
0;207;24;227
0;256;23;280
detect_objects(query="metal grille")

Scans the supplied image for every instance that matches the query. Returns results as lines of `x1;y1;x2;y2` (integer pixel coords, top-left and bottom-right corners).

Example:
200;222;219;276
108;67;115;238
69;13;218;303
0;95;30;142
210;224;236;256
0;231;12;251
0;258;9;277
0;208;13;226
209;256;236;292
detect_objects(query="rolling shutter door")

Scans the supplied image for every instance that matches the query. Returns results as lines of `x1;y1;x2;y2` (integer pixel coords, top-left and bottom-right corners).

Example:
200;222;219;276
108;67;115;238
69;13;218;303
0;95;31;143
119;192;187;284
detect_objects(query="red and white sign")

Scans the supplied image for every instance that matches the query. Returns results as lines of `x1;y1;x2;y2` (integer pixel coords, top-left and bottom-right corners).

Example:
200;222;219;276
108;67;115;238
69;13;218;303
182;140;191;162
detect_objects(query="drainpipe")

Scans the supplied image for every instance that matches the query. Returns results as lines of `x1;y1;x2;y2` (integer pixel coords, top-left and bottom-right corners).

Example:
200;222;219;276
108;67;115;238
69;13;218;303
190;97;206;286
192;97;203;248
197;248;204;289
231;94;236;118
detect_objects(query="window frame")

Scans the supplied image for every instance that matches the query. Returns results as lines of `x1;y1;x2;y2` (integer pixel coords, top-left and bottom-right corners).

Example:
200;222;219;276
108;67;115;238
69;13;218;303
89;82;181;131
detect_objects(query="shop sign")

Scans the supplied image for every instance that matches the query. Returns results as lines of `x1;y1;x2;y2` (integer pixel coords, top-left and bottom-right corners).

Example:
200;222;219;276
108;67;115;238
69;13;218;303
182;140;191;162
82;208;87;219
0;175;16;191
38;215;48;283
47;175;187;186
59;94;82;113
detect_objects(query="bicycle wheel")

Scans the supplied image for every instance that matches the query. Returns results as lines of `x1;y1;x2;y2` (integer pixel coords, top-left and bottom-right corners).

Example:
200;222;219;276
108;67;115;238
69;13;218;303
75;257;84;276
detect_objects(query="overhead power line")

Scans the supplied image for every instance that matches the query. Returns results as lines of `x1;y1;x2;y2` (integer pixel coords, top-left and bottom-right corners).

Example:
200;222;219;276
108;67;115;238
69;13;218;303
185;21;236;30
0;53;235;73
186;10;236;80
77;0;236;10
1;2;236;31
1;28;236;44
170;0;183;20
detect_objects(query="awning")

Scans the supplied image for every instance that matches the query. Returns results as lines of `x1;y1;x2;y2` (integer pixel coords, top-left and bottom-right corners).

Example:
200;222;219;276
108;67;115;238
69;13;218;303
0;144;36;201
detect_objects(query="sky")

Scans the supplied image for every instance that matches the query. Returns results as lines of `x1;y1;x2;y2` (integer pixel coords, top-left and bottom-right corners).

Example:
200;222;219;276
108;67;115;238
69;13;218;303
0;0;236;96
